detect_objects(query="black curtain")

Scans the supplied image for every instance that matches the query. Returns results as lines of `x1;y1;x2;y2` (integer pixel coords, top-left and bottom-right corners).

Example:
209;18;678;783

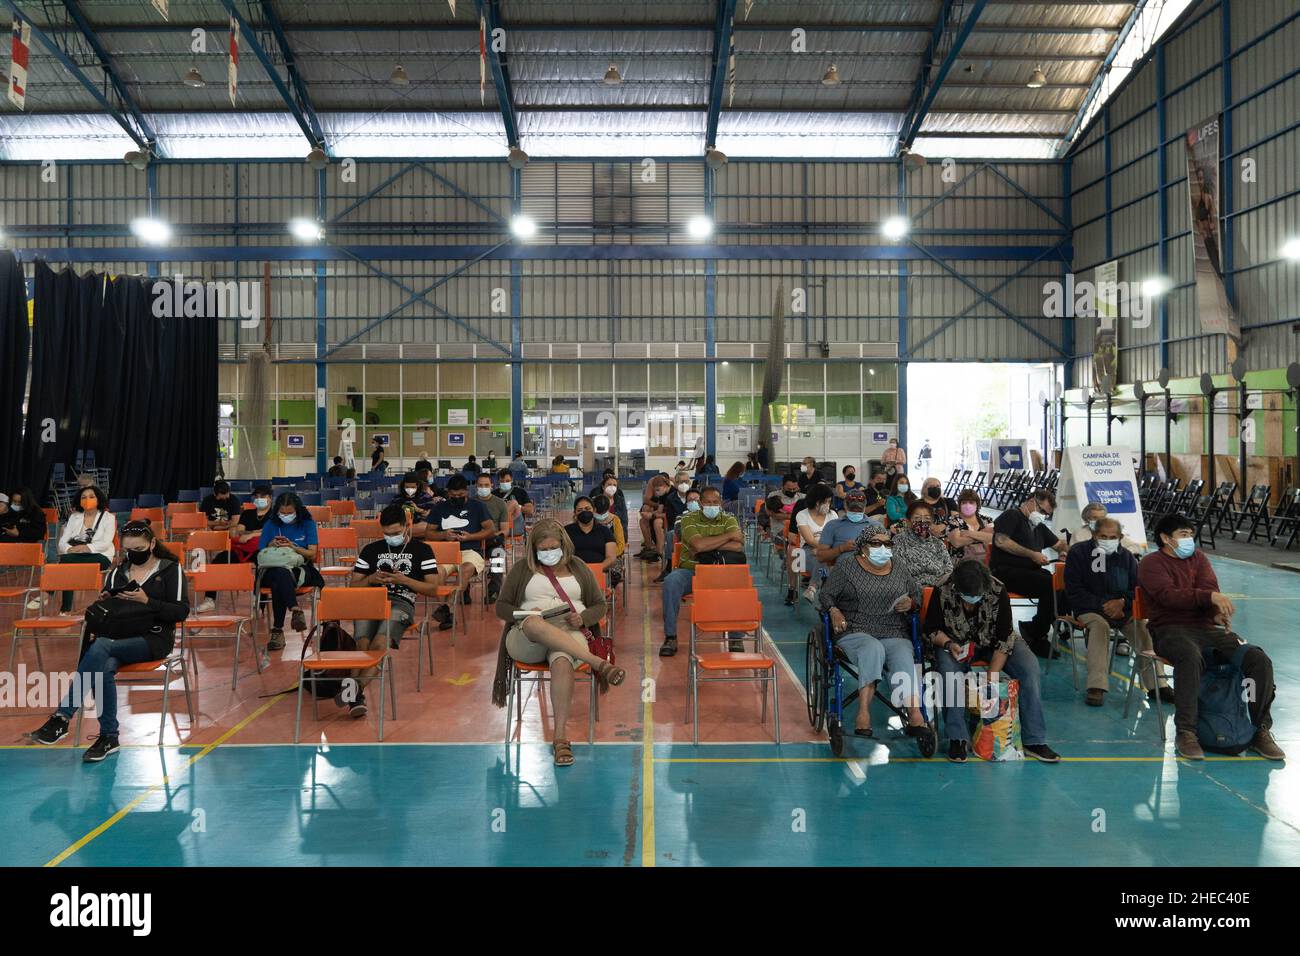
23;261;218;501
0;252;30;490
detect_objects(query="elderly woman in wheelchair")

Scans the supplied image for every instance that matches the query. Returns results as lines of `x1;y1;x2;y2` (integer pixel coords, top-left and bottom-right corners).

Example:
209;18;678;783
816;526;933;743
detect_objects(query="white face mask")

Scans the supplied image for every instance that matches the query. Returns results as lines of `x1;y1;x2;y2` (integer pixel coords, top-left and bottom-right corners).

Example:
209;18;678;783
384;533;407;547
604;485;617;496
536;548;564;567
896;483;909;494
1096;538;1120;554
817;503;830;515
476;486;492;497
254;497;270;509
278;512;297;525
1086;519;1098;531
500;482;512;492
404;487;418;497
1028;511;1045;526
701;505;721;520
677;482;691;494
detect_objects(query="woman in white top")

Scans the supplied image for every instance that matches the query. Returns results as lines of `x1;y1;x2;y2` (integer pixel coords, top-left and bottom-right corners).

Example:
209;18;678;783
491;518;623;767
790;484;836;604
53;485;118;613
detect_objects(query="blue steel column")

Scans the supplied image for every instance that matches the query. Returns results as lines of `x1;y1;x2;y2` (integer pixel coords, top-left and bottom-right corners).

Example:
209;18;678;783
705;166;717;458
316;168;328;474
896;162;909;452
146;164;159;280
1157;43;1169;372
510;168;523;451
1062;162;1075;408
1221;0;1235;309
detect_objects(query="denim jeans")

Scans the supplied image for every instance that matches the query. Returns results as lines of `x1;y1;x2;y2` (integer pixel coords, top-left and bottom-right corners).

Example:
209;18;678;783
661;568;694;638
934;638;1047;746
57;636;154;737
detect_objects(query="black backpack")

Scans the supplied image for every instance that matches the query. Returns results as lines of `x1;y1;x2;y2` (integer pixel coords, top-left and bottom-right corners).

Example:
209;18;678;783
301;621;356;698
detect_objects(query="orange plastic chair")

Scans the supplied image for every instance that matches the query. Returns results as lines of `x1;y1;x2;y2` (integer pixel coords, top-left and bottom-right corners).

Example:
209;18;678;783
317;527;359;581
170;512;208;535
308;505;333;526
0;543;46;614
1123;587;1171;737
327;499;357;523
294;587;396;742
429;540;470;640
42;507;59;528
694;564;753;590
74;652;194;747
687;587;779;745
8;563;105;673
129;507;165;527
584;562;614;641
166;502;198;524
352;518;383;545
505;660;599;745
185;563;260;689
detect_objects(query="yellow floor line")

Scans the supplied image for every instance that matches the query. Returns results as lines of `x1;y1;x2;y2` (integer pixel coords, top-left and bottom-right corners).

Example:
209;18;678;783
640;569;656;868
44;692;289;867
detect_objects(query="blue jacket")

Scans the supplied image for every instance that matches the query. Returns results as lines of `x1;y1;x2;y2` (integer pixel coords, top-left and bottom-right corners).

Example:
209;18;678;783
1063;539;1138;619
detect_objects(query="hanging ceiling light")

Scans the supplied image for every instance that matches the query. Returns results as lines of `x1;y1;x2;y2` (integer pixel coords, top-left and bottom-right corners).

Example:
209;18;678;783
306;147;328;170
1280;237;1300;261
687;215;714;240
507;146;529;170
1027;66;1048;89
821;64;841;87
130;216;172;245
881;216;910;241
603;64;622;85
183;66;206;88
123;148;151;170
289;218;325;242
510;215;538;239
704;146;727;170
389;64;411;86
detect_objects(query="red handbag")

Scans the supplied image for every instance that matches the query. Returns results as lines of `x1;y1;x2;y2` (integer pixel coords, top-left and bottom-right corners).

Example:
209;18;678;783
540;565;614;664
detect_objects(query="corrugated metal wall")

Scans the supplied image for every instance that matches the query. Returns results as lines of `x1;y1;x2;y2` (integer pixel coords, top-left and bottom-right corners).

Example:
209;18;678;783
1069;0;1300;386
2;157;1068;361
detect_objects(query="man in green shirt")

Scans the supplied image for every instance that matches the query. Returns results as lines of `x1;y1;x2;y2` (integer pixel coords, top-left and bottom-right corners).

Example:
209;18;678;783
660;486;745;657
474;472;509;601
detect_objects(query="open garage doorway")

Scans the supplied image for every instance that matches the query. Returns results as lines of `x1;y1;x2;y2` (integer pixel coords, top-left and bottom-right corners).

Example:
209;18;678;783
905;363;1061;487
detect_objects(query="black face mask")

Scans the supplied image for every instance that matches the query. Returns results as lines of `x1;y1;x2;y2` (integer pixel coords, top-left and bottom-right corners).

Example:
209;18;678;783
845;473;856;482
926;488;940;499
576;511;594;524
450;495;467;505
126;549;152;566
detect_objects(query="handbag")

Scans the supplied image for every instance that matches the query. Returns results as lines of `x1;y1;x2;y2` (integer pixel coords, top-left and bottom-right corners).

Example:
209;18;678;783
258;545;305;569
84;595;162;640
540;564;614;664
967;674;1023;761
693;548;748;565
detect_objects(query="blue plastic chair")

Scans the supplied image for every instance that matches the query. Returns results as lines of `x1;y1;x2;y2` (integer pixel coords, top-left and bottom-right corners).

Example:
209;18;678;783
136;494;165;508
176;489;201;503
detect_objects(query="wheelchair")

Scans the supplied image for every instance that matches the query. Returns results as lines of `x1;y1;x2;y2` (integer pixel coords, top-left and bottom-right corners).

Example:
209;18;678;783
805;597;938;758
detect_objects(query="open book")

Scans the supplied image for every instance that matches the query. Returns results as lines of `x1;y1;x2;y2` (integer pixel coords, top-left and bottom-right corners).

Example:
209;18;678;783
513;605;570;621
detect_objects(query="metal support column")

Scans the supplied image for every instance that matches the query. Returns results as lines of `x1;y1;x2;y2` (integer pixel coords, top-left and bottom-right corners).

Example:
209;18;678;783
704;166;717;459
315;168;328;474
896;163;908;453
1156;44;1170;372
510;169;523;452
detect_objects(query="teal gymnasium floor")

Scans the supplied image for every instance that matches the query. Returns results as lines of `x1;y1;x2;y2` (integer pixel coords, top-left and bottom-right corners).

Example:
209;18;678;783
1;505;1297;867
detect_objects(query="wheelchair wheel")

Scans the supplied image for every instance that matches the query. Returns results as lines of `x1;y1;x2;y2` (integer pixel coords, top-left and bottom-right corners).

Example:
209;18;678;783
828;717;844;757
805;628;826;731
916;722;938;759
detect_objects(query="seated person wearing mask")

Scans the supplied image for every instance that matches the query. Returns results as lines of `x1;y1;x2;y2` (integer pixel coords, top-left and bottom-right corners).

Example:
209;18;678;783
591;494;626;565
426;475;496;626
797;457;825;493
595;471;629;534
1076;500;1145;556
199;480;242;533
474;472;510;602
722;462;745;506
890;498;953;588
818;525;926;738
396;473;437;536
789;483;836;605
199;483;274;612
0;487;45;543
834;465;862;504
655;487;702;584
650;472;694;572
257;493;323;649
327;456;348;479
945;490;992;565
918;477;957;524
1136;514;1283;760
990;490;1062;658
495;468;534;537
659;487;742;658
637;474;672;562
925;559;1060;764
1064;516;1171;708
815;487;884;568
347;504;443;714
508;451;529;481
884;473;916;526
54;486;117;614
565;495;617;572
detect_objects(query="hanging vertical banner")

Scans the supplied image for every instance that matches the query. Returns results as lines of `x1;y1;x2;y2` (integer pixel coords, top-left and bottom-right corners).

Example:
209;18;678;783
1184;116;1240;345
7;18;30;110
227;16;239;107
744;0;755;19
726;29;736;108
151;0;169;20
1092;260;1119;394
448;1;457;16
479;13;487;106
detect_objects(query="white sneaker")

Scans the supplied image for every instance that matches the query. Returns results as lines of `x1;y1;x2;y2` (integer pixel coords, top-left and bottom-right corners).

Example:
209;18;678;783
803;585;818;602
26;597;43;611
1115;640;1131;657
196;599;216;614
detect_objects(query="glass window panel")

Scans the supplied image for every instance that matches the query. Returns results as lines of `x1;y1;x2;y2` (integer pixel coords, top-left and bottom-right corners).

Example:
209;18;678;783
717;361;751;394
551;364;580;395
404;365;438;392
826;362;860;392
825;394;861;424
327;364;365;394
440;364;474;392
476;363;510;393
863;362;899;391
582;364;613;395
615;365;647;403
648;363;676;395
789;361;824;391
678;363;704;393
862;393;897;423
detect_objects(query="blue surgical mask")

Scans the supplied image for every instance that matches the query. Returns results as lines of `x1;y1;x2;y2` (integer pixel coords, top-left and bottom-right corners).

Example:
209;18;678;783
961;593;983;605
867;546;891;566
846;511;865;523
384;533;407;547
896;484;909;494
702;505;721;520
1174;538;1197;559
500;482;512;492
8;504;20;513
687;500;701;512
536;548;563;567
278;513;297;525
476;486;491;497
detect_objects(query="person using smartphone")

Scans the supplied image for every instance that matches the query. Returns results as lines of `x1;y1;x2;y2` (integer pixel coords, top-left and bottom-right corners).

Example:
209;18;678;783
255;492;322;650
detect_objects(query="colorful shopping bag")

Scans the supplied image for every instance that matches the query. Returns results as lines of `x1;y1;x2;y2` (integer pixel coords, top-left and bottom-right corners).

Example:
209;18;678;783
966;674;1023;761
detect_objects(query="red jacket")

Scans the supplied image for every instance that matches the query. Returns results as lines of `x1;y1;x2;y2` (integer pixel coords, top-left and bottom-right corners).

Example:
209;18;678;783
1135;548;1219;630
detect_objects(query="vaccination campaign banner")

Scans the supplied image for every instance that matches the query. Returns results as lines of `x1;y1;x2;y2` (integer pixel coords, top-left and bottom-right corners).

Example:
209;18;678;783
1057;445;1146;549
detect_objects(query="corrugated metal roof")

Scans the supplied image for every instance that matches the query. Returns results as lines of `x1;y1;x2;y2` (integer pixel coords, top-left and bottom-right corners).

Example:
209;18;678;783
0;0;1152;160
